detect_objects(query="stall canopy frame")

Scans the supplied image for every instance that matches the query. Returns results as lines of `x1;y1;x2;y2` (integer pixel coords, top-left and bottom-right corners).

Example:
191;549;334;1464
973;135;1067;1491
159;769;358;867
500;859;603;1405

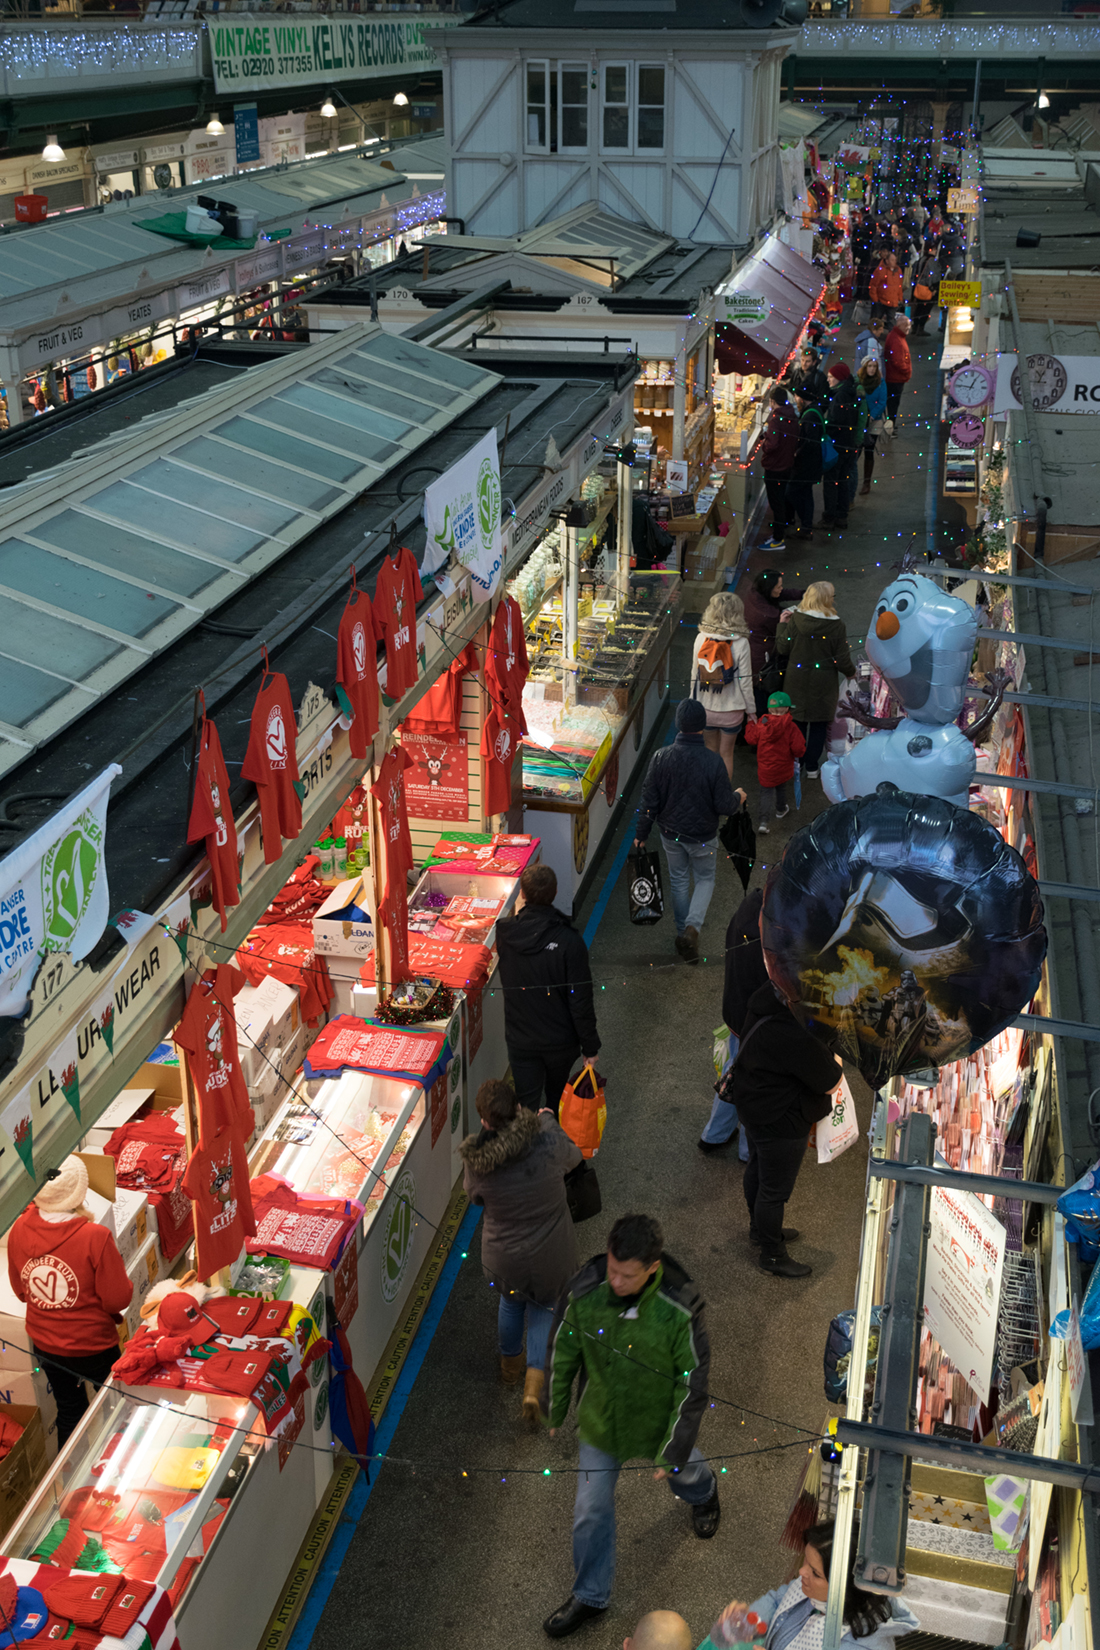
714;235;825;376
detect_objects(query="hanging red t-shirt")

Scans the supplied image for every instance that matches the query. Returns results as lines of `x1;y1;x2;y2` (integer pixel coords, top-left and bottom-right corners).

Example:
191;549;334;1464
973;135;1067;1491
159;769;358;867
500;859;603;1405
404;640;478;736
241;670;302;865
373;547;424;701
330;784;370;862
174;966;252;1140
183;1126;256;1280
481;703;521;817
336;588;381;758
485;597;529;734
186;715;240;932
370;746;414;897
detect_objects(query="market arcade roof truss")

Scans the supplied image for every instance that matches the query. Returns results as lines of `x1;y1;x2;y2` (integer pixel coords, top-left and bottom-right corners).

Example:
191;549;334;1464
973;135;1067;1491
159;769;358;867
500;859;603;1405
0;321;500;779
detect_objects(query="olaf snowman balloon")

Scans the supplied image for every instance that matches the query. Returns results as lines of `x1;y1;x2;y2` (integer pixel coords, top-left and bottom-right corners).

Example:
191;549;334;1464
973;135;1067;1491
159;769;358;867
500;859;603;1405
822;566;1003;809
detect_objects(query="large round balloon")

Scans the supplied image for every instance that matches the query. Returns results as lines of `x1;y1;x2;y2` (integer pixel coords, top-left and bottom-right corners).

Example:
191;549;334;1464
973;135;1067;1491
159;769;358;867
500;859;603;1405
761;784;1047;1088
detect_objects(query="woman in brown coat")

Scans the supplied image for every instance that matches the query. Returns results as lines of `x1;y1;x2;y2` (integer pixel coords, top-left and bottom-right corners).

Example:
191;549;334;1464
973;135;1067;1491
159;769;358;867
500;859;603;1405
776;582;855;779
461;1078;581;1424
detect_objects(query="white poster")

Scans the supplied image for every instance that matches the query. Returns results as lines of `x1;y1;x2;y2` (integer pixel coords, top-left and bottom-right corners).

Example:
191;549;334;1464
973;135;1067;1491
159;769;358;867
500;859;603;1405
0;765;121;1018
923;1178;1006;1397
994;353;1100;416
422;428;503;597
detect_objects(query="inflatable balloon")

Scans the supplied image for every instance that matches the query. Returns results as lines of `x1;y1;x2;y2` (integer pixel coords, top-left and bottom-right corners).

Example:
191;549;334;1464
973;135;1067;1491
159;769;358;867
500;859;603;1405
822;569;987;808
761;784;1047;1089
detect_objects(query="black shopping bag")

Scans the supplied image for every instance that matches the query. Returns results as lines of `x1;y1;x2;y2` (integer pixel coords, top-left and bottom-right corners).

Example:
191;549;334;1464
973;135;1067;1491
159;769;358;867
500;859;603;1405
719;811;756;892
627;847;664;925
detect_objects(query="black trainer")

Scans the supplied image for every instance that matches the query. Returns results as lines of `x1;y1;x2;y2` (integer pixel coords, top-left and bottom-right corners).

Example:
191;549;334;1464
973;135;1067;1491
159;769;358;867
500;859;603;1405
699;1135;736;1155
692;1487;722;1538
544;1597;607;1639
759;1250;812;1278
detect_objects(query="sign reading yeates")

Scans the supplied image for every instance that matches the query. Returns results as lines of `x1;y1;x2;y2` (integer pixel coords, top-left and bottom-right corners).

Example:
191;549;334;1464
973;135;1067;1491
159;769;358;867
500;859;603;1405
994;352;1100;416
422;428;503;598
0;767;121;1018
210;16;437;93
923;1179;1006;1398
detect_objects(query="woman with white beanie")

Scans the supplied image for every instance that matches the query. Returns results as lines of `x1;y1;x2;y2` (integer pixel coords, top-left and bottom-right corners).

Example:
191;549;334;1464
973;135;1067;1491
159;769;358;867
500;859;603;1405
7;1155;132;1447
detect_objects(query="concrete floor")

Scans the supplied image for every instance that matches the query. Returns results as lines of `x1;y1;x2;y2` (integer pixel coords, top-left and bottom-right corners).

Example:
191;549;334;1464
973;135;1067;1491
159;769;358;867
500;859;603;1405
307;319;942;1650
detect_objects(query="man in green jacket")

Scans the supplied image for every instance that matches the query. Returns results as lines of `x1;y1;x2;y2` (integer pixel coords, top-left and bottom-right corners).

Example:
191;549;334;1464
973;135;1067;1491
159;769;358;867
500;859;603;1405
543;1214;719;1639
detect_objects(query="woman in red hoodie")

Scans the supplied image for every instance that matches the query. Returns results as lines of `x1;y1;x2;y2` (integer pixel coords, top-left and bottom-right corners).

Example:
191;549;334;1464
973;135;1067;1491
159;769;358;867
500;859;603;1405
8;1155;132;1446
745;691;806;831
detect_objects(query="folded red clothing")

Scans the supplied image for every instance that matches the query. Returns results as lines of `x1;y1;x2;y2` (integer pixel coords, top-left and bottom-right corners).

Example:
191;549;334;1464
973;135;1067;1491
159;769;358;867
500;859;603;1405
359;936;492;993
0;1413;24;1460
203;1296;293;1338
236;922;332;1025
199;1348;276;1398
35;1571;125;1628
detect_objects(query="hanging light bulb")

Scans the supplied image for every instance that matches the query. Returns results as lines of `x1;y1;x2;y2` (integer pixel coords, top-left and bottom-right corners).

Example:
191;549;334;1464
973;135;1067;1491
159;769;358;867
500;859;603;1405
41;135;65;163
206;113;225;135
321;95;337;118
392;92;409;107
1037;92;1050;109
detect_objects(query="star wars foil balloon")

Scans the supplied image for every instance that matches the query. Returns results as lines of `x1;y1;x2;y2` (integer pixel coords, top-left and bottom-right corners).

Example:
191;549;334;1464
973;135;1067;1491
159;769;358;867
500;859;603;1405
761;784;1047;1088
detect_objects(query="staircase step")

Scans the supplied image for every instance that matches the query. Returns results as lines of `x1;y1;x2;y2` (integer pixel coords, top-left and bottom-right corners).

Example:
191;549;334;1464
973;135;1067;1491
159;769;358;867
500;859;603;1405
899;1574;1010;1646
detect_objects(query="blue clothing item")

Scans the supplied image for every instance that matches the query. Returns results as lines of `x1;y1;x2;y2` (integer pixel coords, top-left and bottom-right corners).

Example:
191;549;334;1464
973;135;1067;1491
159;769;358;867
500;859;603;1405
746;1584;922;1650
702;1092;752;1160
636;730;737;846
573;1440;716;1607
497;1288;553;1369
861;378;888;421
660;832;717;934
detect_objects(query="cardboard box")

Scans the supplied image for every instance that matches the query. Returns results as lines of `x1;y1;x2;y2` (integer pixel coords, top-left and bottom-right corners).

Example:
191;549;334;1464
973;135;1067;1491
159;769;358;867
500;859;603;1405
234;983;276;1087
0;1402;47;1535
134;1062;184;1111
251;975;300;1051
110;1186;149;1265
120;1232;161;1339
312;875;376;960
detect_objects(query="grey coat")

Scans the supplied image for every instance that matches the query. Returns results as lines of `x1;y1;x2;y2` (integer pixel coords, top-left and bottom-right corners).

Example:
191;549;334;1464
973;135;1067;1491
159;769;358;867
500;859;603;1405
460;1109;581;1308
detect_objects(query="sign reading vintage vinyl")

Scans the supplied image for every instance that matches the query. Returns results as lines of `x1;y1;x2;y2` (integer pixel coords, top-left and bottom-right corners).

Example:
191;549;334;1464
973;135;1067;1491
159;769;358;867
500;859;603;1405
422;427;503;597
210;16;437;93
0;766;121;1018
994;352;1100;416
923;1179;1006;1397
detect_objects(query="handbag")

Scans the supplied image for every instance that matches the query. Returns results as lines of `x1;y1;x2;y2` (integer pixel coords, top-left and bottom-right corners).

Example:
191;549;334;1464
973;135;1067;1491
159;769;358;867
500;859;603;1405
821;432;839;471
913;283;933;301
627;847;664;925
715;1013;777;1107
718;809;756;892
565;1159;602;1223
560;1063;607;1158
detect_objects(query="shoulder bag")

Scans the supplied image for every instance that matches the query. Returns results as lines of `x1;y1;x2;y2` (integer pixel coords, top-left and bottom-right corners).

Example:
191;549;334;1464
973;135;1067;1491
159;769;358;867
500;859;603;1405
715;1012;777;1106
565;1159;602;1223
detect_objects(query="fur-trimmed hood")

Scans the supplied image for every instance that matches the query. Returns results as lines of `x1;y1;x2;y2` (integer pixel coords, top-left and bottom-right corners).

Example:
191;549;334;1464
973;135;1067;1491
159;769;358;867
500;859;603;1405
459;1105;539;1175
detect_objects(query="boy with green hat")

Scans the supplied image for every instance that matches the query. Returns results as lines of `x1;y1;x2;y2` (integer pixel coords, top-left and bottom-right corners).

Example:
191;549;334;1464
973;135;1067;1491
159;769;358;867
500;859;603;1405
744;692;806;832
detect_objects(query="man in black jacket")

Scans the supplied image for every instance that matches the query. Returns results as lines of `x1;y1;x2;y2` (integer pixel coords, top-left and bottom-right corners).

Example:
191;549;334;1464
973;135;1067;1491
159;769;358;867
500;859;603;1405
496;863;600;1115
699;886;769;1156
635;699;745;965
782;345;829;408
725;981;842;1277
821;363;861;534
786;390;825;540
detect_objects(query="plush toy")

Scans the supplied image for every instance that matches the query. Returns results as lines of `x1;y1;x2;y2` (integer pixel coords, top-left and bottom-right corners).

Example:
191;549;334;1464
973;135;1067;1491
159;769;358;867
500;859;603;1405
140;1273;223;1331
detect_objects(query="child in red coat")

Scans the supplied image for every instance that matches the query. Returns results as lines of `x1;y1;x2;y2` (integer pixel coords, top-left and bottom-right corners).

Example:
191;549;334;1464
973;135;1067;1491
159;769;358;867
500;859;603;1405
745;691;806;831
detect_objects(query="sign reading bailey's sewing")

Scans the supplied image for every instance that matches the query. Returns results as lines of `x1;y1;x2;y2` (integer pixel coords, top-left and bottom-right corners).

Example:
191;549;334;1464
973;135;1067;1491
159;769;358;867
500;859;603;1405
0;766;121;1018
210;16;437;93
422;428;503;597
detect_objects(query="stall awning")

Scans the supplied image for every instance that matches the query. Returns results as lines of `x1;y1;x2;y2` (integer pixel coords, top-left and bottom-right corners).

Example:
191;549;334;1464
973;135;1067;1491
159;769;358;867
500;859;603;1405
714;237;825;376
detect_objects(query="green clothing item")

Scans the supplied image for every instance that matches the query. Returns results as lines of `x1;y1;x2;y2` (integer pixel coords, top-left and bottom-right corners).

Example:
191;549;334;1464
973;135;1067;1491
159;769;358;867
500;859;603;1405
548;1253;710;1470
776;611;855;724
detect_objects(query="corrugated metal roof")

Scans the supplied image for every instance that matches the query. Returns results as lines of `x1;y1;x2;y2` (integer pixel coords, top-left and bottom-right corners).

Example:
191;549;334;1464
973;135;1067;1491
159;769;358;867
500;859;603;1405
427;203;672;280
0;322;499;776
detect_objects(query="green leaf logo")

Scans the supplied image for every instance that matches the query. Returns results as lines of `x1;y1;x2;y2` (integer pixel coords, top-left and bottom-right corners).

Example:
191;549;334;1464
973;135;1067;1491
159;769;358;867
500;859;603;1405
41;811;102;950
380;1168;416;1303
476;457;500;552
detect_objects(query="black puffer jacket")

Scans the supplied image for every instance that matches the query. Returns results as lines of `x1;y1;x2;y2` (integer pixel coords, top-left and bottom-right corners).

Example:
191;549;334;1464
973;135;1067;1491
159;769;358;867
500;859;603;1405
635;730;738;847
826;381;862;452
726;982;841;1140
789;405;825;484
722;888;769;1035
496;903;600;1055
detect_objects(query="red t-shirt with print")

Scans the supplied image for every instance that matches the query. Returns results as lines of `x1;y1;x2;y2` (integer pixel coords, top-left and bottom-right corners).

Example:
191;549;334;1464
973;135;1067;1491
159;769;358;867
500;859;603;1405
370;745;414;896
241;670;302;864
336;589;381;758
374;547;424;700
174;966;252;1140
481;703;520;816
186;715;240;931
485;597;529;734
183;1126;256;1280
404;640;478;736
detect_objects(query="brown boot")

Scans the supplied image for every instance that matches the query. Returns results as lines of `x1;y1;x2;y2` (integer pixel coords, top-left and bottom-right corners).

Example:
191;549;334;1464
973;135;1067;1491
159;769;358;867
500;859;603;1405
500;1352;526;1385
522;1367;545;1427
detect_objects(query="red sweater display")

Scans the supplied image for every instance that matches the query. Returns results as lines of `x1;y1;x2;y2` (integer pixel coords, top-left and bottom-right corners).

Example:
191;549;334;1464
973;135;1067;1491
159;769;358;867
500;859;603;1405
7;1208;132;1356
745;712;807;787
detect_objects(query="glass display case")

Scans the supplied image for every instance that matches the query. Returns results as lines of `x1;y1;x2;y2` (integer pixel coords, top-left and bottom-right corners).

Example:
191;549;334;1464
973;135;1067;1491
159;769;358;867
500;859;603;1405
2;1385;262;1606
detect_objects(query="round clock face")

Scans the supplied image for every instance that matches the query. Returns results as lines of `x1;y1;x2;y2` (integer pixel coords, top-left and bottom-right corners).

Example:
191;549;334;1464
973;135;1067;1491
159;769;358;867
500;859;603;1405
949;412;985;448
948;364;993;408
1010;352;1068;411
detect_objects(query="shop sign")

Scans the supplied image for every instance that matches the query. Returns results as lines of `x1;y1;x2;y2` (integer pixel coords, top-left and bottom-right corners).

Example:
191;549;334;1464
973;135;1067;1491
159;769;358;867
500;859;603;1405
333;1235;359;1325
92;148;140;174
923;1181;1006;1397
994;352;1100;416
25;158;86;192
422;427;502;597
188;147;232;182
380;1167;415;1302
403;730;468;821
234;102;262;165
506;465;572;563
283;233;327;271
143;139;186;163
720;292;769;326
236;247;282;288
946;187;980;214
939;279;981;309
176;268;231;310
14;292;173;374
0;767;121;1018
210;16;437;95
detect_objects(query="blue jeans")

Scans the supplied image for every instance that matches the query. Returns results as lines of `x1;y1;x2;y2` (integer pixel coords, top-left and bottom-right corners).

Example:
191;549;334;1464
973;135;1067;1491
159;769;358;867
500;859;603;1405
497;1289;554;1371
659;833;717;935
573;1441;716;1607
701;1032;750;1159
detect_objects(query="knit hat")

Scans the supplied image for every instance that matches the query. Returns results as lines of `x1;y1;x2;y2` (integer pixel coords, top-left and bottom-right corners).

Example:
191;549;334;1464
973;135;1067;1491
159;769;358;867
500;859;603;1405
859;355;878;373
768;691;792;710
676;698;707;733
34;1155;88;1214
828;362;851;381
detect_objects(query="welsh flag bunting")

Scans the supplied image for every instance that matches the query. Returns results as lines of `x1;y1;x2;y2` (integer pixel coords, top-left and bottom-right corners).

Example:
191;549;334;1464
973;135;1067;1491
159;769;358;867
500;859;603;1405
1;1087;33;1179
95;988;115;1056
163;893;191;966
57;1028;80;1121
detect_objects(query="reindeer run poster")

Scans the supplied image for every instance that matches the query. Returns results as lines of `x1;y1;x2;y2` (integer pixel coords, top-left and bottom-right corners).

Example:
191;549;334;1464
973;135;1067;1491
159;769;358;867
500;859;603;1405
402;732;469;821
923;1179;1006;1398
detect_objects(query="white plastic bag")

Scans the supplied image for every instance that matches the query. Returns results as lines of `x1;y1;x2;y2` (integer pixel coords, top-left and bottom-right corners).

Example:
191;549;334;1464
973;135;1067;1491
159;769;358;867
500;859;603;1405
817;1075;859;1164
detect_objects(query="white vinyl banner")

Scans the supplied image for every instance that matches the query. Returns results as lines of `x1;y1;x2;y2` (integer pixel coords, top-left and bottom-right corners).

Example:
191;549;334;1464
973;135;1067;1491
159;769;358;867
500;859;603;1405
923;1175;1007;1397
422;428;503;597
209;16;437;95
994;352;1100;416
0;765;122;1017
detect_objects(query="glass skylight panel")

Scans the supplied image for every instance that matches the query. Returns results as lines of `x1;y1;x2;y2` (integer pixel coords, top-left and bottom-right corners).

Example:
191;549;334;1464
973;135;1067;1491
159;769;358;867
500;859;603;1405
91;482;267;564
0;542;177;636
129;458;300;537
0;659;69;726
214;418;364;485
30;516;221;600
176;436;342;512
276;382;413;442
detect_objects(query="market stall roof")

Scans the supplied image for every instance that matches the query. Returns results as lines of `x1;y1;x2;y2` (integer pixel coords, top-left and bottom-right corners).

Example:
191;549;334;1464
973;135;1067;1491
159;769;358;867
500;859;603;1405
713;235;824;375
424;204;674;284
981;150;1082;189
0;322;499;778
981;186;1100;269
1004;407;1100;527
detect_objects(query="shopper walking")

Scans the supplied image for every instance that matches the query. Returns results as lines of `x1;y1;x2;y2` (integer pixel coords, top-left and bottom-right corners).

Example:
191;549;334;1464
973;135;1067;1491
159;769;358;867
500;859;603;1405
883;314;913;429
460;1078;581;1424
723;982;842;1277
690;592;754;781
635;698;745;964
910;246;941;335
853;314;887;373
786;390;825;545
857;356;887;495
782;345;830;408
821;364;861;533
744;691;806;832
868;252;903;322
744;570;803;713
760;385;799;550
495;863;600;1115
775;582;855;778
543;1214;720;1638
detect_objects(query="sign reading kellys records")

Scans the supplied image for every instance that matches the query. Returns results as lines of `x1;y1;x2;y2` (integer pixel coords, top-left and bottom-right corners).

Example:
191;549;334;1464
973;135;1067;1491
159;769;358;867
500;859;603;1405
210;15;437;93
720;292;768;326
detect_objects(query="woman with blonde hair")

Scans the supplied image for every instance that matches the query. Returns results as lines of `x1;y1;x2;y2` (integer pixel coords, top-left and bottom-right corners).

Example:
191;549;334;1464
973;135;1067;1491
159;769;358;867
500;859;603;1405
690;591;754;781
776;582;854;780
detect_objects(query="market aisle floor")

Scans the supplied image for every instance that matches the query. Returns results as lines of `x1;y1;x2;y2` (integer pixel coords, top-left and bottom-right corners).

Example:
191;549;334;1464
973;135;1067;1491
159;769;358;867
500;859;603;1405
304;318;942;1650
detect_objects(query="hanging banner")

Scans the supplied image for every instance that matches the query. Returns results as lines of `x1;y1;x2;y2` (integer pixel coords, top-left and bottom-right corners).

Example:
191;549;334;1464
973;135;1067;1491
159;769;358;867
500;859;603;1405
994;353;1100;416
923;1178;1006;1397
719;292;769;326
422;427;503;596
0;766;121;1019
210;17;437;95
402;731;469;821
